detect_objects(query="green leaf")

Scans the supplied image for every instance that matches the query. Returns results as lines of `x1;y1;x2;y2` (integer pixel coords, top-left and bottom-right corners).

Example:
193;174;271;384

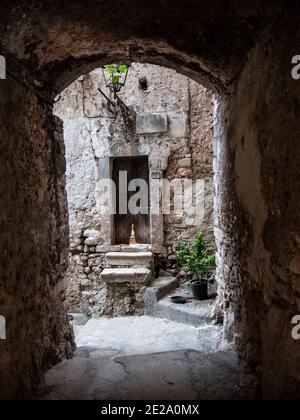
118;64;128;73
175;241;191;265
104;64;118;74
112;75;120;85
104;64;128;75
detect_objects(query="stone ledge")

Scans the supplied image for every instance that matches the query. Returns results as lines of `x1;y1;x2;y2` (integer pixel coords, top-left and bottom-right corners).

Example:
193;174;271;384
96;244;151;253
106;252;153;267
101;268;152;285
120;244;150;252
156;297;214;327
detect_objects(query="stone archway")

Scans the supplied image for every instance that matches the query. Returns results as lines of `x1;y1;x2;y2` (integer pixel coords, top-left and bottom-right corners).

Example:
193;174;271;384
53;62;216;317
0;1;300;400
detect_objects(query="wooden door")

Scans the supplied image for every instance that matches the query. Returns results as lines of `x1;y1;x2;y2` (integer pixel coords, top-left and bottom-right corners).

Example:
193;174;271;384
113;156;150;244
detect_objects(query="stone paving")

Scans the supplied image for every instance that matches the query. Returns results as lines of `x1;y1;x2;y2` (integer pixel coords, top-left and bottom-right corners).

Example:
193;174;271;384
40;316;240;400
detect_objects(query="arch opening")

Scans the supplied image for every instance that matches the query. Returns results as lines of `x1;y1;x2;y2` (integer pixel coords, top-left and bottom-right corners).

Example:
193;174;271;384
0;1;299;401
42;61;234;400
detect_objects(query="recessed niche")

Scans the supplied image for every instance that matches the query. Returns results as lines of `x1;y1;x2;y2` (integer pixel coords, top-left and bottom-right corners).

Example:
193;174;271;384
139;77;148;91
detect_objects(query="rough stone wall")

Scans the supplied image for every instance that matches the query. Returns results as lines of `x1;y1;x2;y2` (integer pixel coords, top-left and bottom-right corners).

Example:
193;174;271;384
0;1;284;95
215;13;300;399
54;63;214;314
0;80;74;399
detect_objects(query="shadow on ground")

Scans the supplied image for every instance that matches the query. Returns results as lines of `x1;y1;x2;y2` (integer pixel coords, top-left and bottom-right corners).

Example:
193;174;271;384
41;348;240;400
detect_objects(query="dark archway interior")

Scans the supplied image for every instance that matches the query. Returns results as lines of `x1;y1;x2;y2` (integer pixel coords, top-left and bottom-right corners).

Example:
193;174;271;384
0;0;300;400
0;0;284;95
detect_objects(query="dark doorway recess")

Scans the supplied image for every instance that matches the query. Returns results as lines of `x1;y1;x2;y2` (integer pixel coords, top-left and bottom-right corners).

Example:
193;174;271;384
113;156;150;245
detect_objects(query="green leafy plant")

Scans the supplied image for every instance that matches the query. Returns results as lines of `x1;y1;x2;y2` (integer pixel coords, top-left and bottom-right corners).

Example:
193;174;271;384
175;233;216;283
103;64;129;86
175;241;190;265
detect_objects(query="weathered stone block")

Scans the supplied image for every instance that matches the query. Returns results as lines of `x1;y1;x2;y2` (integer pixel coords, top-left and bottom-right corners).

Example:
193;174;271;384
105;252;153;267
168;112;188;138
120;244;150;252
83;229;101;246
101;268;152;285
96;245;121;253
136;113;168;134
178;158;192;168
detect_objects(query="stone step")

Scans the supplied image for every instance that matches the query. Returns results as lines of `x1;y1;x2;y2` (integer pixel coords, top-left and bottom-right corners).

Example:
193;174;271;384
101;268;152;285
97;244;151;253
105;251;153;267
120;244;150;253
145;277;178;313
154;296;214;327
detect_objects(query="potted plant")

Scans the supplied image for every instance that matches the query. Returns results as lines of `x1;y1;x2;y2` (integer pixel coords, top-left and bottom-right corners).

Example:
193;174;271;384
175;233;216;301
